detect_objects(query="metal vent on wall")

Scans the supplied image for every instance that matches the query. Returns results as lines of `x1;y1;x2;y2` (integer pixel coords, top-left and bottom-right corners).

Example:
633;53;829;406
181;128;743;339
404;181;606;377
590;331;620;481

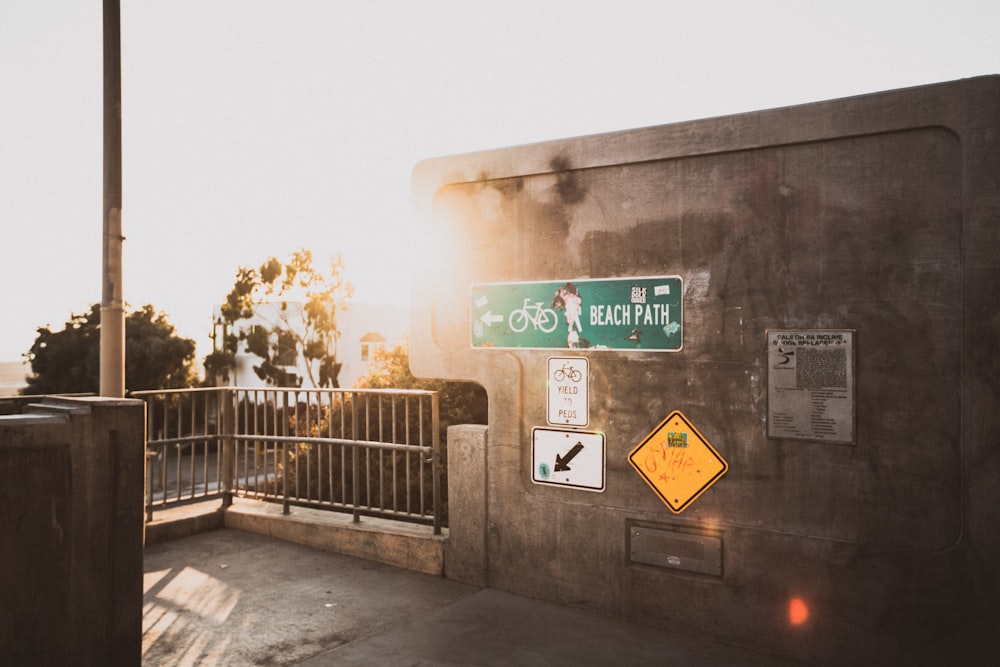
628;522;722;577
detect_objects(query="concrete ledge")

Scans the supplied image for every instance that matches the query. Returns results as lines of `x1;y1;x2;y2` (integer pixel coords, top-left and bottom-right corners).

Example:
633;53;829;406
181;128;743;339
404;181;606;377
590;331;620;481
144;500;226;546
223;498;447;576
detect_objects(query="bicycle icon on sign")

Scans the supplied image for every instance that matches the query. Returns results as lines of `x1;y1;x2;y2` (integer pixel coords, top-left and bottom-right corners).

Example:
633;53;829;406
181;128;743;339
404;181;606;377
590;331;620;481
509;298;558;333
552;362;583;383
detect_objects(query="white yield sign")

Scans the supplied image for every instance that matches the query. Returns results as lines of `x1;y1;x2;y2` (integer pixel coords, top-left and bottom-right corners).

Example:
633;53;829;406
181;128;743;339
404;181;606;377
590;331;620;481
547;357;589;427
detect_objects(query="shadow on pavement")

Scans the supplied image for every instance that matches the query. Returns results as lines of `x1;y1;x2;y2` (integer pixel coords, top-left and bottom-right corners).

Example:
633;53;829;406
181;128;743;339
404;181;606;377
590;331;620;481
143;529;803;666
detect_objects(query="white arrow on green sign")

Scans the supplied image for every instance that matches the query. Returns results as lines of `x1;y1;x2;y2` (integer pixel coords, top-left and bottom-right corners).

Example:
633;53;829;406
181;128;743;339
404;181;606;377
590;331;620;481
470;276;682;351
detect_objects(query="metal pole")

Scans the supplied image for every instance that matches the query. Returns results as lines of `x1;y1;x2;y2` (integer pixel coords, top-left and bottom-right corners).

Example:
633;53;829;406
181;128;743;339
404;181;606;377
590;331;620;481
220;389;235;508
351;392;360;523
100;0;125;397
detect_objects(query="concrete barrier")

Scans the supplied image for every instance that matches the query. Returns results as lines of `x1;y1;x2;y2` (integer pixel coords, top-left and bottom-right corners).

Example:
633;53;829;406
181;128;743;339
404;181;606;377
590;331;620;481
223;498;446;576
410;76;1000;664
0;396;144;666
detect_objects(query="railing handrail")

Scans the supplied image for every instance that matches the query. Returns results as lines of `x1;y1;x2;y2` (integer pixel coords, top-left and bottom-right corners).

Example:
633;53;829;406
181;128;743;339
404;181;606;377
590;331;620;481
231;434;434;454
131;386;438;397
140;385;444;534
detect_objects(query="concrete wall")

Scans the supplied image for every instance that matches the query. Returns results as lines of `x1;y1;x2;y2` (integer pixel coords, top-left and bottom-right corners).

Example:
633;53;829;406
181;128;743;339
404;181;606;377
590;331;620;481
411;77;1000;664
0;396;145;666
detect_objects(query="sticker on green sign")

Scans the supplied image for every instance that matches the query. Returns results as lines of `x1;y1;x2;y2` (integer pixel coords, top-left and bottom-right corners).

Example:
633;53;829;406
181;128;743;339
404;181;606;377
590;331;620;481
470;276;682;351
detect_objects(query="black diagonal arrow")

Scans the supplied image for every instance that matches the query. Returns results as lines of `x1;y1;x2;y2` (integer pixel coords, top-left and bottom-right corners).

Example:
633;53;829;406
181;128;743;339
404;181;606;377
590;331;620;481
554;442;585;472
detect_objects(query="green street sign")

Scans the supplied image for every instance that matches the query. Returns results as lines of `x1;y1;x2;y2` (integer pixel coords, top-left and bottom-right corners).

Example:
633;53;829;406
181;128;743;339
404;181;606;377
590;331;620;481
470;276;682;351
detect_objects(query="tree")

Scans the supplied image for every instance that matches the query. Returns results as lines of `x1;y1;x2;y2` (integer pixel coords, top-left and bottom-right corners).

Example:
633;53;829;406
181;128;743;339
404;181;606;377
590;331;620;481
354;343;488;430
209;248;354;387
22;304;196;394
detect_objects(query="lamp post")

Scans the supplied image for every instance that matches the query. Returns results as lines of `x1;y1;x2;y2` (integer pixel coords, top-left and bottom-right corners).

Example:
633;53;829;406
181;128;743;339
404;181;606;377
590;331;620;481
100;0;124;397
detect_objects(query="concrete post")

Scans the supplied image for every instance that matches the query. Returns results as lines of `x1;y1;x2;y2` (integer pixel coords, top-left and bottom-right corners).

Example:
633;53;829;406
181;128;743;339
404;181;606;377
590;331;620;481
443;424;488;586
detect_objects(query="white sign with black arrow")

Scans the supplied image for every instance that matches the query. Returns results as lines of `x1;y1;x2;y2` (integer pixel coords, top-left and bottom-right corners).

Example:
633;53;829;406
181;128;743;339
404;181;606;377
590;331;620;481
531;427;606;492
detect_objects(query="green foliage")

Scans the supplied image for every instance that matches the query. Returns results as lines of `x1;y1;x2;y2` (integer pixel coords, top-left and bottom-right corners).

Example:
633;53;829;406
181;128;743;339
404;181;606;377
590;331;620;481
211;248;353;387
354;344;489;430
202;351;235;384
266;345;486;522
22;304;196;394
351;344;487;524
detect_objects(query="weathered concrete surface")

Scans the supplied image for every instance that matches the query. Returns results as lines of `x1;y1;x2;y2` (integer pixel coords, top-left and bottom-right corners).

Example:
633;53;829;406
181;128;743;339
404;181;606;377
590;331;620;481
0;396;145;666
410;77;1000;664
443;424;489;585
223;497;446;575
144;500;227;545
143;529;804;666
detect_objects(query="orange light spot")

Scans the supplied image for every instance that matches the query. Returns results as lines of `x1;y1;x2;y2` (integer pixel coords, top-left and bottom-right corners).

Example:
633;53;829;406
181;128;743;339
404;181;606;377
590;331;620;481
789;597;809;625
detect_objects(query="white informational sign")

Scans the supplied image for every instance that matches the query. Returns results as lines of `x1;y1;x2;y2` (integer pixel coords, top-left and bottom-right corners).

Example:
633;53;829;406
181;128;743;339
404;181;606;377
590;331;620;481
531;427;605;492
767;329;856;444
547;357;589;426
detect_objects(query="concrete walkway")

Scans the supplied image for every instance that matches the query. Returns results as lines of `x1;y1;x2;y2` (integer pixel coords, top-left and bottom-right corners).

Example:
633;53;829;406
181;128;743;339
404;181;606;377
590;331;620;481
143;529;803;666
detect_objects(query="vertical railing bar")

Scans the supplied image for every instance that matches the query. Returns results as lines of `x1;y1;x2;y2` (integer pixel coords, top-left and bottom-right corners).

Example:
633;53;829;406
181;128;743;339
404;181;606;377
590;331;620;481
351;392;361;523
341;393;348;506
183;393;191;498
282;439;290;514
194;393;202;497
278;390;289;501
301;391;308;501
391;396;398;512
271;389;277;500
220;389;227;500
295;391;304;501
306;391;312;502
259;390;264;498
199;392;207;498
250;389;255;495
196;394;204;498
257;389;263;497
157;394;167;507
309;392;316;502
252;389;259;498
284;390;292;502
326;391;334;505
239;389;247;496
313;393;322;503
418;394;425;516
210;391;217;498
242;389;249;497
378;396;385;513
432;392;441;534
173;395;182;501
404;395;411;515
315;392;321;502
290;391;298;503
364;395;371;509
253;388;261;498
144;395;154;521
272;389;278;500
221;387;234;506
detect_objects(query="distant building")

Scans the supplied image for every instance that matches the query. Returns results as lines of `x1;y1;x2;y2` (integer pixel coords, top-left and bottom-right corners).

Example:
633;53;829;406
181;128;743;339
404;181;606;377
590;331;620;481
210;301;408;388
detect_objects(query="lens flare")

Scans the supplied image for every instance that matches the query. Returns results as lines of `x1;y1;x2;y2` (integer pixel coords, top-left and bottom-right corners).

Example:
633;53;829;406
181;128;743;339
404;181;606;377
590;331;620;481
788;597;809;625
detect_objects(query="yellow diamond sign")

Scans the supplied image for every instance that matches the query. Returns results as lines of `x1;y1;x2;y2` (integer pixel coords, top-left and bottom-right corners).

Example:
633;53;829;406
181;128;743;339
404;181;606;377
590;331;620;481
628;410;728;514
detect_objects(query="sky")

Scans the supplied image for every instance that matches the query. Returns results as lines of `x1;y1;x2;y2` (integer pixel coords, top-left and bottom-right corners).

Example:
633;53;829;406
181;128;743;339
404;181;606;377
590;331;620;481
2;1;998;367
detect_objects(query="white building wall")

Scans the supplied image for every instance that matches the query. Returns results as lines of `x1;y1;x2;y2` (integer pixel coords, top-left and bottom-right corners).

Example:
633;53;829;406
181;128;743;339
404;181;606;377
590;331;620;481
337;302;409;387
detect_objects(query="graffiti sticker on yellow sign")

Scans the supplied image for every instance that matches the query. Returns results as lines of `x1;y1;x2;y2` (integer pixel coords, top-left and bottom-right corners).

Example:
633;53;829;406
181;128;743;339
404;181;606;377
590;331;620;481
627;410;728;514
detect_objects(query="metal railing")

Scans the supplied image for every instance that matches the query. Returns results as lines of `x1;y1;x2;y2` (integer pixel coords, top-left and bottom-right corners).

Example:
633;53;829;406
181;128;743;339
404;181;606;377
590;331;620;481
135;386;443;534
